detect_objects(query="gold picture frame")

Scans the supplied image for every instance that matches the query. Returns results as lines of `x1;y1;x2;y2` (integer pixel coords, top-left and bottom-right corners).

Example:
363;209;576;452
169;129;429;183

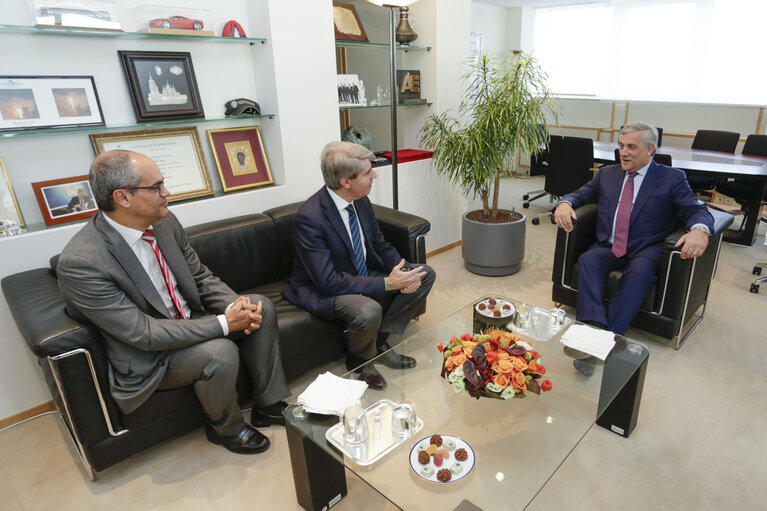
0;157;25;229
206;126;274;192
90;127;214;202
333;2;368;42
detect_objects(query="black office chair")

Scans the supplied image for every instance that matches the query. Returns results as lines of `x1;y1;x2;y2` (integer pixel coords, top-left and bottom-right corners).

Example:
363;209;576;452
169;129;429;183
612;149;672;167
526;135;594;225
687;129;741;192
523;125;550;204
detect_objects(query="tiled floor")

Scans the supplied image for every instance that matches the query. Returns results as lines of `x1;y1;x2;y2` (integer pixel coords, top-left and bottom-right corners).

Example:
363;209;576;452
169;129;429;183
1;176;765;510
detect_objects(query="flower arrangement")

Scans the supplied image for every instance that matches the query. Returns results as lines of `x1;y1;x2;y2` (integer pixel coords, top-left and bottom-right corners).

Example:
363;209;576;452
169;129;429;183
438;328;552;399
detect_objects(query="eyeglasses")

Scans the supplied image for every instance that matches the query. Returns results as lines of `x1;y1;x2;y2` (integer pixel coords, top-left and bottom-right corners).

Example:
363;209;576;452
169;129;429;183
111;183;165;195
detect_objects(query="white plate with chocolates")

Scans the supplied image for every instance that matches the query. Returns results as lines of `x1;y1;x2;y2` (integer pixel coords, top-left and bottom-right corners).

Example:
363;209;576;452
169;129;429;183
475;298;516;320
409;434;475;483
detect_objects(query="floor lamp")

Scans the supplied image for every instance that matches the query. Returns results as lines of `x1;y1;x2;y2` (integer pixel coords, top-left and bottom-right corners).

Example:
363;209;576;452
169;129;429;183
366;0;419;210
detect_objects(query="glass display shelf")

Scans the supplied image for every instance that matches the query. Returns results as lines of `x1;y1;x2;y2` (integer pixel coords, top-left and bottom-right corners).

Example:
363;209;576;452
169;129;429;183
339;103;431;111
0;23;267;43
0;115;275;139
336;40;430;51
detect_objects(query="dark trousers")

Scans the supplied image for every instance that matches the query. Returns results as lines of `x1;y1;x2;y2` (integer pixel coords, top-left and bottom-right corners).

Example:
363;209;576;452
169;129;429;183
576;243;662;335
158;294;290;436
334;264;436;360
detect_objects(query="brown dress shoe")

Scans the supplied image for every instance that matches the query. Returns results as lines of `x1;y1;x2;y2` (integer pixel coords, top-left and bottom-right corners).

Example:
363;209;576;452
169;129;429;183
350;364;387;390
205;423;270;454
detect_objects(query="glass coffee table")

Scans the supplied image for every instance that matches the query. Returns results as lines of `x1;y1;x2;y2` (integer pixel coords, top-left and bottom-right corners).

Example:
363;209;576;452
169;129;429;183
285;296;649;511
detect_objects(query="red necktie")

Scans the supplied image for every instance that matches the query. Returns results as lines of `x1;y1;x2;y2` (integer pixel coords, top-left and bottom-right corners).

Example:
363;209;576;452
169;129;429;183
141;229;187;319
612;172;637;258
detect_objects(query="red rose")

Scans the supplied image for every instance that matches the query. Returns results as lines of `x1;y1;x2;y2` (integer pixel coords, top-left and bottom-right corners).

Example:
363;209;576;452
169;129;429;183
437;344;444;352
530;350;540;359
537;364;546;375
485;351;498;364
461;333;473;342
541;380;553;392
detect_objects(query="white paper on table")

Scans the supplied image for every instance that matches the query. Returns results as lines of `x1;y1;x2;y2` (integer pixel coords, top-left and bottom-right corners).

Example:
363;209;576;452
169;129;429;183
296;371;368;415
560;324;616;360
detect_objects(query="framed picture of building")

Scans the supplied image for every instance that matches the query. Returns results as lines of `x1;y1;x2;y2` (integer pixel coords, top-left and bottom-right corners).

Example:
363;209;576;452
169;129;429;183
0;76;104;132
118;50;204;122
206;126;274;192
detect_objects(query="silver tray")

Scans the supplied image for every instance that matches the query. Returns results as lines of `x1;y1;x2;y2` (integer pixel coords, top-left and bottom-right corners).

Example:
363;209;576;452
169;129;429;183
326;399;423;467
509;306;573;342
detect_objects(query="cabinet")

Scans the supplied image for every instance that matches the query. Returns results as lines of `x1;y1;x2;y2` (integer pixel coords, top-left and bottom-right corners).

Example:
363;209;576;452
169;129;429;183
0;22;273;234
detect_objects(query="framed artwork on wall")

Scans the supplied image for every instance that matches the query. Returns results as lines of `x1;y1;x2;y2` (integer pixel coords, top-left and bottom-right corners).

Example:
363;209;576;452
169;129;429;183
338;74;366;106
206;126;274;192
0;157;25;232
0;76;104;132
118;50;204;122
90;126;214;202
32;175;98;226
333;2;368;42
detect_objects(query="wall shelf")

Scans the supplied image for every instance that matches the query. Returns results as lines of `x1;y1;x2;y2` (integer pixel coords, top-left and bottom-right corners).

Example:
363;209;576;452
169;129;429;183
339;103;431;111
1;115;275;138
0;23;267;43
336;40;430;51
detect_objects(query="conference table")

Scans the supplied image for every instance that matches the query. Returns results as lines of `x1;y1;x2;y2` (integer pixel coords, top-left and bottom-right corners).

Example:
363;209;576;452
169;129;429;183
593;141;767;246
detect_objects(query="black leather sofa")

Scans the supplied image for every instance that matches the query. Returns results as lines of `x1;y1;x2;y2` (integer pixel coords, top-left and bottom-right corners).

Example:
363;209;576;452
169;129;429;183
1;201;430;480
551;204;733;349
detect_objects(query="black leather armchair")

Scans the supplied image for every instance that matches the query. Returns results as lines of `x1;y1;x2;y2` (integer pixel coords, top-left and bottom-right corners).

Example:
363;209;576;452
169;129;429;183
551;204;733;349
2;201;430;480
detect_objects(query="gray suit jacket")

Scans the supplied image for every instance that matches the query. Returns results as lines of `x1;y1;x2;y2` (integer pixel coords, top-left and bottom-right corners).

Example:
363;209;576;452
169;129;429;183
57;211;239;414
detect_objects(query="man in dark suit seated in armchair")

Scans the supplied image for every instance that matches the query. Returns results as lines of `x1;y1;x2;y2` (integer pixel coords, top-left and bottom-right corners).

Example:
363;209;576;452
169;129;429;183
57;150;291;455
553;122;715;335
283;141;436;390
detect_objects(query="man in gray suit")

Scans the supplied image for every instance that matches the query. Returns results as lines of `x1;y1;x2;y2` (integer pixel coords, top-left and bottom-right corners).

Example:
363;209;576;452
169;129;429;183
57;150;290;455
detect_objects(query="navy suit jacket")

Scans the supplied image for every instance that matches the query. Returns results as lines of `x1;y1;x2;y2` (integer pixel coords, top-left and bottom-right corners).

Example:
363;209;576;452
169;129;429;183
561;161;715;258
283;187;403;320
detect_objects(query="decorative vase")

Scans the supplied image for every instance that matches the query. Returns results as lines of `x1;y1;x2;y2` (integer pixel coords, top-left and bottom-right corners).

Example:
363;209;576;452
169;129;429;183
461;210;526;276
395;7;418;45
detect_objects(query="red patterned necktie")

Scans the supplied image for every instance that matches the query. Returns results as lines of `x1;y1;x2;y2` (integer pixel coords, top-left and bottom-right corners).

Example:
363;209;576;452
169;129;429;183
611;172;637;258
141;229;187;319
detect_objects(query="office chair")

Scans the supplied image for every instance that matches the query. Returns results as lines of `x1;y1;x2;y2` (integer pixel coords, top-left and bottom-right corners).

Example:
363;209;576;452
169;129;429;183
522;125;550;204
612;149;672;167
687;129;741;192
526;135;594;225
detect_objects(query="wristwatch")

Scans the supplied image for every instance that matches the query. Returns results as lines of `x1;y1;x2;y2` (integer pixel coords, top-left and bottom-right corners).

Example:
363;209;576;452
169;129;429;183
690;224;711;236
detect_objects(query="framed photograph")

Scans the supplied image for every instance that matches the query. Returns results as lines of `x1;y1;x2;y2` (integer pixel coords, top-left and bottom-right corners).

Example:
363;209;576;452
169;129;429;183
338;74;365;106
118;50;204;122
397;69;422;104
0;157;25;231
333;2;368;42
0;76;104;132
206;126;274;192
90;127;214;202
32;175;98;226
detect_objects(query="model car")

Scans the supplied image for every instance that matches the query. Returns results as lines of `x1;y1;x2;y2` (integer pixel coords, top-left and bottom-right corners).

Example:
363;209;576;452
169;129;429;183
149;16;204;30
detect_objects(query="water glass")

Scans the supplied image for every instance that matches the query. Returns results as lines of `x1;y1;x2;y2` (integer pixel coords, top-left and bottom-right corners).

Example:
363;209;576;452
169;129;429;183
391;403;417;437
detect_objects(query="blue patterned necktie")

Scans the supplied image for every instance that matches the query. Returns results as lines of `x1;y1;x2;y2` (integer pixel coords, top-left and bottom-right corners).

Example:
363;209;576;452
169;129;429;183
345;204;368;276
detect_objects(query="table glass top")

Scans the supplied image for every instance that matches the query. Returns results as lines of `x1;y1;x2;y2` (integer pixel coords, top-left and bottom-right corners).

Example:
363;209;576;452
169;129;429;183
285;296;648;511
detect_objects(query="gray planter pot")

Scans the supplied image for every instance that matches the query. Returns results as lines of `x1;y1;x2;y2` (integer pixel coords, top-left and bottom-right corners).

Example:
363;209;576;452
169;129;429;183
461;211;526;276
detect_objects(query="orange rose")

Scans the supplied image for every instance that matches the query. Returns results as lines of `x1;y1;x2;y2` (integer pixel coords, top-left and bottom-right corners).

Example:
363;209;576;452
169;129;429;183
445;358;456;371
462;344;475;356
511;357;528;372
511;371;527;391
496;351;511;361
496;359;515;374
527;359;538;372
485;351;499;364
492;374;509;389
452;353;467;366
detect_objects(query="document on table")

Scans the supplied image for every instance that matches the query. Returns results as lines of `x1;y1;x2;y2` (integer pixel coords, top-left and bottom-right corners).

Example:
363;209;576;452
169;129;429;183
560;324;616;360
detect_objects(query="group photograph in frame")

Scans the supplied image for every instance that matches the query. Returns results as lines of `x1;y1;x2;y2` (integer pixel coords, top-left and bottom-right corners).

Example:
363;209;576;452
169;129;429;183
333;2;368;42
0;76;104;132
31;175;98;226
206;126;274;192
0;157;25;234
118;50;204;122
90;126;214;202
338;74;366;106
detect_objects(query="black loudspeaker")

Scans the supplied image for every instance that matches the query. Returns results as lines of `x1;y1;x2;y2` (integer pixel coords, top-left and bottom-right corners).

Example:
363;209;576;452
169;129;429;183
596;342;649;438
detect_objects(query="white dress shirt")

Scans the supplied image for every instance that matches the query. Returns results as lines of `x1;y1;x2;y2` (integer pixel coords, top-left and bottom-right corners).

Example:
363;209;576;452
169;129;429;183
103;213;230;334
327;186;367;258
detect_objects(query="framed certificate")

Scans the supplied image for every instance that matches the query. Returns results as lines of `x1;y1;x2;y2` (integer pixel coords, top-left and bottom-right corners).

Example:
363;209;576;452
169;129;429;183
90;127;214;202
333;2;368;42
206;126;274;192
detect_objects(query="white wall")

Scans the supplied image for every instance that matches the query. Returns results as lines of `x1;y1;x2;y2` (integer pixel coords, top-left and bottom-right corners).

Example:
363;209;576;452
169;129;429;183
471;2;508;57
0;0;470;419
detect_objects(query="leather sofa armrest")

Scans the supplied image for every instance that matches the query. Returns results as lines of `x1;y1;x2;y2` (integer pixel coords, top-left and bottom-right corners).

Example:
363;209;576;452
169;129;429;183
552;204;598;287
663;207;734;250
2;268;104;358
372;204;431;263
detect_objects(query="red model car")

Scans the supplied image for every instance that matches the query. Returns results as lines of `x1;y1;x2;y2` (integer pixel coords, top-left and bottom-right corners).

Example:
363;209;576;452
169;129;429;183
149;16;204;30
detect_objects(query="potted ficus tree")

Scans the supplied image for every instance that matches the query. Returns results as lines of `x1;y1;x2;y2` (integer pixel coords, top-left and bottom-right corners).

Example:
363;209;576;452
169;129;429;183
420;51;559;275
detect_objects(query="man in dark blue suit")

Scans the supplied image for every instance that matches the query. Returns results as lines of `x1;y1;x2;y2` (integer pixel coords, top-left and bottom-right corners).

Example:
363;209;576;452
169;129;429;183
554;122;714;335
283;141;436;389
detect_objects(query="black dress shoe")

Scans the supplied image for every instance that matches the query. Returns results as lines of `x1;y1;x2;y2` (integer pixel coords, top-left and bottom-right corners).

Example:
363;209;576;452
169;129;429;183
377;342;417;369
349;364;387;390
205;423;270;454
573;357;597;376
251;400;288;427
